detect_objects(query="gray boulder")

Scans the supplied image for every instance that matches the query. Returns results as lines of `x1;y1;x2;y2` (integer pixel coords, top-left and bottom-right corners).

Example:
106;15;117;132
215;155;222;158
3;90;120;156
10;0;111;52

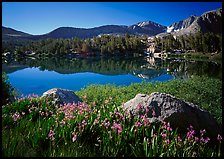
41;88;81;105
123;92;221;143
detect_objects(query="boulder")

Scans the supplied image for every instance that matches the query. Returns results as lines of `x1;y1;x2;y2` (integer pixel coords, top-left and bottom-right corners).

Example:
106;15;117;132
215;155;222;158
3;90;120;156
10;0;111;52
123;92;221;143
41;88;81;105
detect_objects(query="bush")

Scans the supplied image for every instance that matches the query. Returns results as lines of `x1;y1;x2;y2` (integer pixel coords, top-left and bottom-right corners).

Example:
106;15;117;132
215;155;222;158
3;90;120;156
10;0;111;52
2;72;16;106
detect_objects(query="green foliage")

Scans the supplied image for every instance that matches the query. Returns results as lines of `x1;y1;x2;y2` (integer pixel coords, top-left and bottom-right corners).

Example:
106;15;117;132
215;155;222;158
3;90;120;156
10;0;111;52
5;34;146;57
2;76;222;157
76;76;222;125
158;32;222;53
2;72;16;106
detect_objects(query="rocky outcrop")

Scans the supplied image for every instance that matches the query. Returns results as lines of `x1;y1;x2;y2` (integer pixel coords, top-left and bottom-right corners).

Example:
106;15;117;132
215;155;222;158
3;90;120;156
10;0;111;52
41;88;81;105
123;92;221;142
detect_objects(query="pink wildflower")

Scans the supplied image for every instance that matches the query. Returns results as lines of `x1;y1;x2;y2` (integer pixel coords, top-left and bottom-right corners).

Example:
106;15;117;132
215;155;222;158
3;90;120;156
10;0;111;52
178;136;182;142
111;122;122;134
161;133;167;138
72;132;77;142
164;139;170;145
12;112;20;121
217;134;222;142
48;129;56;141
137;103;142;111
135;121;142;128
152;108;156;117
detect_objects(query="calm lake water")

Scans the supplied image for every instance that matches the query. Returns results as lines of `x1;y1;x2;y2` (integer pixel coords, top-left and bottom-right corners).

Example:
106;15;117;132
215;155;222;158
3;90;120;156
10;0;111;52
2;55;222;96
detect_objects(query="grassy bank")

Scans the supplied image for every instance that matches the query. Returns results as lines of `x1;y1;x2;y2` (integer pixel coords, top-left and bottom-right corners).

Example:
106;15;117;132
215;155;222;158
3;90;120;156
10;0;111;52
2;76;222;157
76;76;222;125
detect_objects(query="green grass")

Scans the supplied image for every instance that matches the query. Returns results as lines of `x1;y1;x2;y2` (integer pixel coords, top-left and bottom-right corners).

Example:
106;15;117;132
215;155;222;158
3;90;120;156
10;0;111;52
2;76;222;157
76;75;222;125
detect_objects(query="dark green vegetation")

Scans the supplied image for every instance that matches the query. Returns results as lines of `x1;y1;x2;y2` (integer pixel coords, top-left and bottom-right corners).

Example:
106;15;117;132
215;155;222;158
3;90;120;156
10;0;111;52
155;32;222;53
2;76;222;157
2;34;147;56
2;72;16;106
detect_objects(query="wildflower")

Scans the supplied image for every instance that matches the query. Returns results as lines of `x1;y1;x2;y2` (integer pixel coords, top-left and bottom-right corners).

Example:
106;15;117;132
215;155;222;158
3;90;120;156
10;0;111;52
105;99;109;104
137;103;142;111
217;134;222;143
153;133;157;138
164;139;170;145
111;122;122;134
166;122;172;131
194;137;199;142
178;136;182;142
200;129;206;136
109;96;112;100
94;119;99;125
142;115;150;126
200;137;210;144
48;129;56;141
145;107;149;113
22;112;25;116
187;126;195;142
161;133;167;138
12;112;20;121
152;108;156;117
83;95;87;100
135;121;142;128
72;132;77;142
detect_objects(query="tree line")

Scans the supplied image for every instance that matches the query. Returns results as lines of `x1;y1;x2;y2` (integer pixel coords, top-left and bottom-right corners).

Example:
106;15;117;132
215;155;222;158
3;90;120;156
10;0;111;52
3;34;147;56
154;32;222;53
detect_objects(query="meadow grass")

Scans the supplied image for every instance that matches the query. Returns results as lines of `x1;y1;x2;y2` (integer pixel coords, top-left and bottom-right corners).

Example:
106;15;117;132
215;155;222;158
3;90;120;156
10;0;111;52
2;75;222;157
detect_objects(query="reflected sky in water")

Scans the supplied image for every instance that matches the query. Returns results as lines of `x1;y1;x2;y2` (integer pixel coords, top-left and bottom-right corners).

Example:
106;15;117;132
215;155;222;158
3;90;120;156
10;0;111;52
8;67;174;96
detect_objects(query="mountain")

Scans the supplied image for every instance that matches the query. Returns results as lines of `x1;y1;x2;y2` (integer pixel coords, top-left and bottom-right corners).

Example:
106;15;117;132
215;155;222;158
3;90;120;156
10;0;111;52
2;26;33;41
166;15;196;33
2;21;166;41
157;8;222;37
128;21;167;35
2;8;221;41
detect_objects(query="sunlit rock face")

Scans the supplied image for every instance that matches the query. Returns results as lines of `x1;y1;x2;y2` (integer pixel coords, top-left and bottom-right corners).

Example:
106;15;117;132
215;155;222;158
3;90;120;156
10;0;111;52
41;88;81;105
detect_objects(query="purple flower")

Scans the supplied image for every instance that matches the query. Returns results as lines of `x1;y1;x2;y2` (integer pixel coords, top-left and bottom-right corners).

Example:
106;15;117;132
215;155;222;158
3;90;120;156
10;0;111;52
152;108;156;117
135;121;142;127
48;129;56;141
111;122;122;134
200;137;210;144
217;134;222;142
72;132;77;142
200;129;206;136
137;103;142;111
164;139;170;145
178;136;182;142
194;137;199;142
161;133;167;138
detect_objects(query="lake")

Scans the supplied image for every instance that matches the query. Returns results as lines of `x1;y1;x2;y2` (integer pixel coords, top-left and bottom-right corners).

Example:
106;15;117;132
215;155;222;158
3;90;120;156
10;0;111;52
2;55;222;96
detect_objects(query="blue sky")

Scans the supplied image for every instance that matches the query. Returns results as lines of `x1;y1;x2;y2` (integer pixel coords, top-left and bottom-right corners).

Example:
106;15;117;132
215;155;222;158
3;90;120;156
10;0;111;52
2;2;222;35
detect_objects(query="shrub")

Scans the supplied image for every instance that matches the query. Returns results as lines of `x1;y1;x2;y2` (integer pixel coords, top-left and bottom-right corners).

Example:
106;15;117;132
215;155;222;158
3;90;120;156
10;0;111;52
2;72;16;106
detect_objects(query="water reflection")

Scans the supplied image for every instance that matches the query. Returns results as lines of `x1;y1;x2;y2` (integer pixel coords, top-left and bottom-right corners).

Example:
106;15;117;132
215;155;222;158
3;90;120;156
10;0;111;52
2;55;222;80
2;55;222;96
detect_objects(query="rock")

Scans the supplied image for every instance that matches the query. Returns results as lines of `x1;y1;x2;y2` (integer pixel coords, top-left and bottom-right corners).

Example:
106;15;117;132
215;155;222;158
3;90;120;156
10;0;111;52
123;92;221;143
41;88;81;105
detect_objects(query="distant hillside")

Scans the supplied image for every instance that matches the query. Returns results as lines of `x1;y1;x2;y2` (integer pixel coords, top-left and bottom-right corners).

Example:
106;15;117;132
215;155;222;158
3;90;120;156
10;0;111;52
2;21;166;41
